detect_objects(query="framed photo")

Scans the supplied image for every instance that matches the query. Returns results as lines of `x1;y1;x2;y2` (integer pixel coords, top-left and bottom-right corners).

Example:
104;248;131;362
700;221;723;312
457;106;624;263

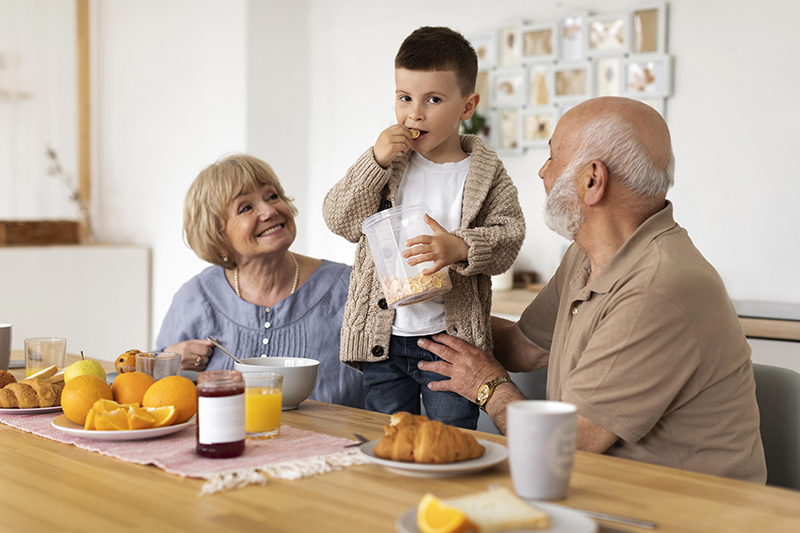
624;54;672;97
553;62;593;101
491;68;527;108
587;13;630;56
495;108;523;154
468;33;498;71
499;25;521;67
632;2;667;54
520;21;558;63
475;71;491;113
595;57;623;97
528;64;554;106
521;107;557;147
560;14;588;62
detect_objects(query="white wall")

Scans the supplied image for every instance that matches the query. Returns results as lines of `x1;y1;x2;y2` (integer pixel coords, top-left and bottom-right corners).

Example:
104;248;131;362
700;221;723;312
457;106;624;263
306;0;800;304
91;0;247;344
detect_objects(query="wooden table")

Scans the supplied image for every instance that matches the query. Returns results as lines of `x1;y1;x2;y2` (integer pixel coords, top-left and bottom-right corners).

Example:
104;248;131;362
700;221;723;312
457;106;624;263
1;381;800;533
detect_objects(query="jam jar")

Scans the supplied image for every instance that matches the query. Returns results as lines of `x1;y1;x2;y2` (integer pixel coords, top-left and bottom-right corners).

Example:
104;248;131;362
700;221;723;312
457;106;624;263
196;370;245;458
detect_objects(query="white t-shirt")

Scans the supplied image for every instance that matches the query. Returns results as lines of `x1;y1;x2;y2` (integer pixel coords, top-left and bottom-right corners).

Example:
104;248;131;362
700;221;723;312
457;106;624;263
392;151;471;337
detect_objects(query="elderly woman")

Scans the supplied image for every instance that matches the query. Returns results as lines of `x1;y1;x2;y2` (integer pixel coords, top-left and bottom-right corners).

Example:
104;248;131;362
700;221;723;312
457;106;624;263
156;154;367;409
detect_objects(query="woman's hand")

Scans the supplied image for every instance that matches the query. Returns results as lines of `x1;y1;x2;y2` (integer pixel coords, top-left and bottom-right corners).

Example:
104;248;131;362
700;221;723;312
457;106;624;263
167;339;215;370
417;333;509;401
403;215;468;274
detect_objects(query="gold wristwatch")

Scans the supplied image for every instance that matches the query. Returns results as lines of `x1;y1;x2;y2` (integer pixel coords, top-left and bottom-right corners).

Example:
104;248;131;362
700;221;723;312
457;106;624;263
476;376;511;411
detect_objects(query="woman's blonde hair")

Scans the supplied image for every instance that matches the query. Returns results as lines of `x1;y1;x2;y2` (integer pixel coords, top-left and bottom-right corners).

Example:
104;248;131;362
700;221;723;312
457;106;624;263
183;154;298;268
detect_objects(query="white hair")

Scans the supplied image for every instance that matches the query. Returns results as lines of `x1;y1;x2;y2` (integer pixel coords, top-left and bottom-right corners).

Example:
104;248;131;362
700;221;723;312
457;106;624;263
573;113;675;197
544;161;584;241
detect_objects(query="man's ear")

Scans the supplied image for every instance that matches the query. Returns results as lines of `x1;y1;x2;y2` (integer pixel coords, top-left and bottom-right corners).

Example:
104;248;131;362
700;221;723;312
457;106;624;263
582;160;608;207
460;92;480;121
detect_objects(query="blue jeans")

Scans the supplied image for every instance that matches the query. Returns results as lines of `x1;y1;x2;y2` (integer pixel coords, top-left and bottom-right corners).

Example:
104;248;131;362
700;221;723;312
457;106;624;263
362;334;479;430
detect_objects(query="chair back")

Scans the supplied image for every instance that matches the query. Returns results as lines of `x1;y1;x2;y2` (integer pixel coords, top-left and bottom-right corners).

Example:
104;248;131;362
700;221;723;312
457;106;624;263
753;363;800;489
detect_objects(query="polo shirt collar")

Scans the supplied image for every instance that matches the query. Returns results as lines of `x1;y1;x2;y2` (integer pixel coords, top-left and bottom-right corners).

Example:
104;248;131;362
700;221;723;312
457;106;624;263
584;200;678;295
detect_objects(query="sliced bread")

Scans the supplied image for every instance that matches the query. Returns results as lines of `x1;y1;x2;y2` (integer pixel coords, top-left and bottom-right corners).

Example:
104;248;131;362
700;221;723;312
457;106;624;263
443;487;550;532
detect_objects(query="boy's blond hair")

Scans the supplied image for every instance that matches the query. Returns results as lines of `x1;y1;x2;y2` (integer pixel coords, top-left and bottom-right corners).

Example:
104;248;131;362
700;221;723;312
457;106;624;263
183;154;297;268
395;26;478;97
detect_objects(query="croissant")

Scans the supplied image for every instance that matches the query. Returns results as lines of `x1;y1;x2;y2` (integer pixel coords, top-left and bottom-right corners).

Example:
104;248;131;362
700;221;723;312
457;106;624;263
0;379;62;408
0;370;16;389
373;412;485;464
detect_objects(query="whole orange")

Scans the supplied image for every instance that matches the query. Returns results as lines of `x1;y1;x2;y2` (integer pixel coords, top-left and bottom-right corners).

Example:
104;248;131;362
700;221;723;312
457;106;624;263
61;374;114;425
111;371;156;406
142;375;197;424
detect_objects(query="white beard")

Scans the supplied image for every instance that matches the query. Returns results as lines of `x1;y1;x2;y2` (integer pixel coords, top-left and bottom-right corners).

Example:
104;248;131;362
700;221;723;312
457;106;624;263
544;165;584;241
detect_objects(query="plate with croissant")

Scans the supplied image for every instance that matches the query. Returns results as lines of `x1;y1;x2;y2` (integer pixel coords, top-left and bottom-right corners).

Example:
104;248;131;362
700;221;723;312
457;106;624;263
357;412;508;477
0;369;64;414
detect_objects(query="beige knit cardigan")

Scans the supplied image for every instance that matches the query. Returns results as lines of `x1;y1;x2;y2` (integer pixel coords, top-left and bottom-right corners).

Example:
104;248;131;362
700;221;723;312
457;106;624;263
322;135;526;370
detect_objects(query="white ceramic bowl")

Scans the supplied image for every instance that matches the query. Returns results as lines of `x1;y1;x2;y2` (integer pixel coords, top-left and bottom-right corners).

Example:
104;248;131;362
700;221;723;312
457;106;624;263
234;357;319;410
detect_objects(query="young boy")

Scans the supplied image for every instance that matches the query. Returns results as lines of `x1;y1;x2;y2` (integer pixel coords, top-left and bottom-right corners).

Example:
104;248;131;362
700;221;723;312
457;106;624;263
322;26;525;429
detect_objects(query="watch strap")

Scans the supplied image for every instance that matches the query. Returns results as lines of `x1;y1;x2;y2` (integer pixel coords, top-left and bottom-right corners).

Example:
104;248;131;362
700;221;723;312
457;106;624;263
478;376;511;411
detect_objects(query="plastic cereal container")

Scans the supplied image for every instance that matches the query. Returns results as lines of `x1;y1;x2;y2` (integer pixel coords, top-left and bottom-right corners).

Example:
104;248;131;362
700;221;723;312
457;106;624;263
362;204;452;308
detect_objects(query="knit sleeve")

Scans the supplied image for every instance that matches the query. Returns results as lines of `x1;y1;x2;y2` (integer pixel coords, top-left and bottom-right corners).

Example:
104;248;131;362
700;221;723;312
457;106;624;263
450;161;526;277
155;277;214;351
322;147;395;243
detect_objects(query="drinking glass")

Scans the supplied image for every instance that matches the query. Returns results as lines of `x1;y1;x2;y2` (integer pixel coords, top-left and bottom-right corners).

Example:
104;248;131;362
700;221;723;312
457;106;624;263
24;337;66;377
135;351;181;380
243;371;283;439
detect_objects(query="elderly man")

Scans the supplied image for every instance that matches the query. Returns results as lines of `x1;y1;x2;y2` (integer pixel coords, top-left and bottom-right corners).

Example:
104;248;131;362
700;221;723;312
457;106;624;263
418;97;767;483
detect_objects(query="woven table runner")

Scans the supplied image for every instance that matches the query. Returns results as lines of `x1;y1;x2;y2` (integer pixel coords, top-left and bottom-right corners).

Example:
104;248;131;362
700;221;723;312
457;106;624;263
0;411;367;495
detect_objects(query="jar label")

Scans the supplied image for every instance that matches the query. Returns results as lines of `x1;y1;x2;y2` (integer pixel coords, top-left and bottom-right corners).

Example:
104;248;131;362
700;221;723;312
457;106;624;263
198;394;245;444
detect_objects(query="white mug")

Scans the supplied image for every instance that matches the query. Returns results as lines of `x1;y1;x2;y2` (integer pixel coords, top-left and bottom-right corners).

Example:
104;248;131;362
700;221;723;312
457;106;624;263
0;324;11;371
507;400;577;500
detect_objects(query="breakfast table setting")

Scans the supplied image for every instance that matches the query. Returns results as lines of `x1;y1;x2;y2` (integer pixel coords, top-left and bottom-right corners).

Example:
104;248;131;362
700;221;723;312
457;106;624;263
2;350;800;533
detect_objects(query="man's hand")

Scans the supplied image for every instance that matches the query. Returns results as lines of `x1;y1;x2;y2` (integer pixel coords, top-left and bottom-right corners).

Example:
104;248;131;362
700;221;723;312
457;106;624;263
166;339;214;370
403;214;469;275
417;333;508;401
374;124;412;168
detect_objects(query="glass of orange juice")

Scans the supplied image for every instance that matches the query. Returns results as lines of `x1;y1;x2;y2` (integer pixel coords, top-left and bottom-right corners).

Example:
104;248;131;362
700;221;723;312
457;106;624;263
242;371;283;439
24;337;66;377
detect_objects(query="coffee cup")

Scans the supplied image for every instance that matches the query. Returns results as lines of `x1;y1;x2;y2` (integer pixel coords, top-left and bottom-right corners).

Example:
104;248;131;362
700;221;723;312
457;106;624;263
0;324;11;371
507;400;577;500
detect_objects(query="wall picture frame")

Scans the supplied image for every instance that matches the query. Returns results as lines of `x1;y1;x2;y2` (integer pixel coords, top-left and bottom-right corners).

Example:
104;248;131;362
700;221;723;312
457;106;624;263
587;12;631;56
491;68;528;107
595;56;623;97
520;21;558;63
559;13;588;62
553;62;593;101
521;107;557;147
499;25;521;67
528;64;554;106
495;108;523;154
624;54;672;97
468;33;498;71
475;71;491;113
632;2;667;54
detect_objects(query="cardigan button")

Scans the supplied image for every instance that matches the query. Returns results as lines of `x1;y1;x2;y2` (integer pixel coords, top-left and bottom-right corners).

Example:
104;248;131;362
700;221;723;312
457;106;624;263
379;200;392;211
378;298;388;309
371;346;384;357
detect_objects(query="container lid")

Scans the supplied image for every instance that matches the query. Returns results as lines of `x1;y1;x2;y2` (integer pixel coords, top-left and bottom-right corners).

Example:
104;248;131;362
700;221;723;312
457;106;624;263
362;203;428;232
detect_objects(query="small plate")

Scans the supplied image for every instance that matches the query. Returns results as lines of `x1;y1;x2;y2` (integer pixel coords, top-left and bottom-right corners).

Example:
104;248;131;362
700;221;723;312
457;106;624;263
358;439;507;477
51;414;194;441
0;405;63;415
395;501;598;533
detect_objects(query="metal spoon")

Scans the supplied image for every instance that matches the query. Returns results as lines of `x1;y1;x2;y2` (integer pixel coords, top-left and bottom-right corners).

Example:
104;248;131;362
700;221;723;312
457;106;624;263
206;337;243;365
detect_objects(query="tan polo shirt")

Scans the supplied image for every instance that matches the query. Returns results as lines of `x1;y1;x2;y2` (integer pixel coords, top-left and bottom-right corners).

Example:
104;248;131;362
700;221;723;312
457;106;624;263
519;202;766;483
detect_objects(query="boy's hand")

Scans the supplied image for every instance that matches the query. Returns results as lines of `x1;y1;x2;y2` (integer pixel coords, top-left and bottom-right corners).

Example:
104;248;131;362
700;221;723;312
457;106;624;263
402;214;469;275
374;125;412;168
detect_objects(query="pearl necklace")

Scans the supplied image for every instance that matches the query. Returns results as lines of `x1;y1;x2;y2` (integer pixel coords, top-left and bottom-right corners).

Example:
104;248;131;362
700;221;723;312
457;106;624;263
234;252;299;300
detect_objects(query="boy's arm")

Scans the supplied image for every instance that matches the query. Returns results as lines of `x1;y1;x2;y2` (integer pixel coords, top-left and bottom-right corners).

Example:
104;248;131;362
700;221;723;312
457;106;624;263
322;147;396;243
450;168;526;277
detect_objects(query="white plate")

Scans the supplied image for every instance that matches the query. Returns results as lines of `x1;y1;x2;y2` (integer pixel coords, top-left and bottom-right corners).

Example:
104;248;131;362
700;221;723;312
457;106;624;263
51;414;195;441
395;501;598;533
358;439;507;477
0;405;63;415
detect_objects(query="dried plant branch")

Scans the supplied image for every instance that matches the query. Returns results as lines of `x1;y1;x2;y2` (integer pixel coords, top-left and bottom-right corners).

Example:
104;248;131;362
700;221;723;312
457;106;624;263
45;146;95;242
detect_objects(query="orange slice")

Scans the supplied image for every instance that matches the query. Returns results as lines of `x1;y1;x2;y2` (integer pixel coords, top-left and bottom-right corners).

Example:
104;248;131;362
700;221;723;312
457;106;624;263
84;407;97;430
144;405;177;428
127;405;156;430
95;408;130;431
417;493;472;533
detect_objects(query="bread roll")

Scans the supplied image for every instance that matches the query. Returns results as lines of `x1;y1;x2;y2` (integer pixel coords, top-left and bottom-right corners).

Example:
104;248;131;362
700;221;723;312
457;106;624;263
0;379;61;408
0;370;16;389
374;412;485;464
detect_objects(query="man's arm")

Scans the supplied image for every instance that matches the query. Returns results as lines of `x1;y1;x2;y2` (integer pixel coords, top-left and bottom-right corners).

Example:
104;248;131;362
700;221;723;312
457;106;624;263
492;316;549;373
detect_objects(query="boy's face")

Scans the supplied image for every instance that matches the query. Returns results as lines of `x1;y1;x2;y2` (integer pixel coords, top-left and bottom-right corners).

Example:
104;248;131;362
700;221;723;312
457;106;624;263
395;68;478;164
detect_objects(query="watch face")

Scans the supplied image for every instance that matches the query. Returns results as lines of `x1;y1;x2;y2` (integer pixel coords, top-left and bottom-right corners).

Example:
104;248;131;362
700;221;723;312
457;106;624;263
477;385;489;404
